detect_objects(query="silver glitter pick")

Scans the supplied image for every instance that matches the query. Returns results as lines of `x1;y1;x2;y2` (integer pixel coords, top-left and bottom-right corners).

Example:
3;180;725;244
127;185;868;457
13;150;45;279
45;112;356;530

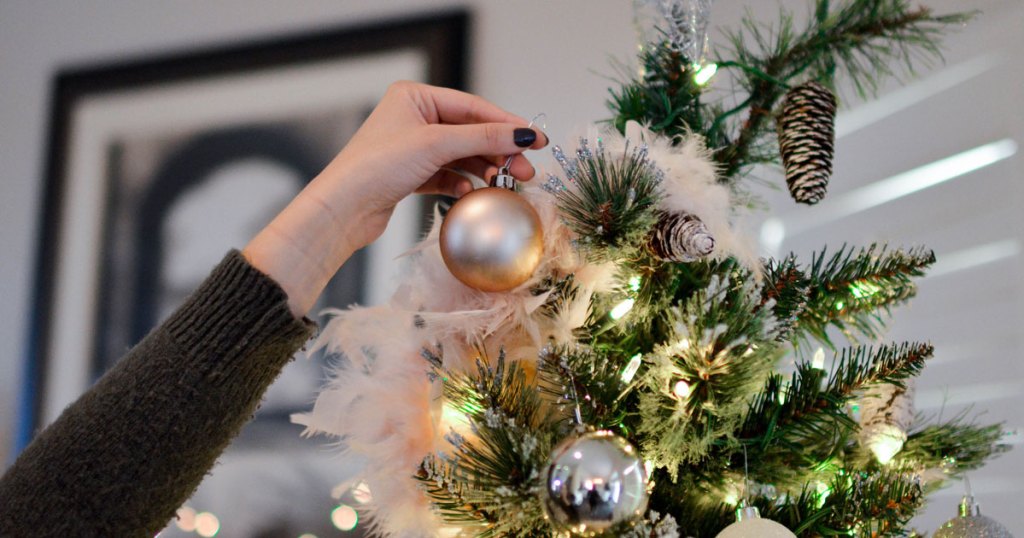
552;145;578;179
542;173;567;194
651;0;715;65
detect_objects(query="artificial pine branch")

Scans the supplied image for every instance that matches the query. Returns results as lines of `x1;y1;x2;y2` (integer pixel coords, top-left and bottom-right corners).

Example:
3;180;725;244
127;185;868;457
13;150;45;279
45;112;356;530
636;273;781;474
714;0;974;180
896;415;1009;481
554;139;662;261
417;351;560;536
762;254;812;340
737;343;932;483
536;345;633;431
796;244;935;345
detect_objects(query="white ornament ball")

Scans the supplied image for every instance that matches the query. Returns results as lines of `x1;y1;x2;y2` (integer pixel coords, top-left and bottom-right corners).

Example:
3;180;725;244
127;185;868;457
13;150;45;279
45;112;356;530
439;186;544;292
542;431;648;535
715;506;797;538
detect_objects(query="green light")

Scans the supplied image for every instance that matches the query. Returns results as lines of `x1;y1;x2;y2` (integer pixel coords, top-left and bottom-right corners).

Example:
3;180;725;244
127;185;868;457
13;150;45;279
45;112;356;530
693;63;718;85
835;301;845;310
628;275;642;292
849;280;883;299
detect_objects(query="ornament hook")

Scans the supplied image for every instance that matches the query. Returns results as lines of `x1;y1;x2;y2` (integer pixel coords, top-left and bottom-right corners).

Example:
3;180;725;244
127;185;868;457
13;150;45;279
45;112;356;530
492;113;548;190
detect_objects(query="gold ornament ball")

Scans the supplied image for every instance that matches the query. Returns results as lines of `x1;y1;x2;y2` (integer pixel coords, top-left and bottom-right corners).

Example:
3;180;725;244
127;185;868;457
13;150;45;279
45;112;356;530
440;187;544;292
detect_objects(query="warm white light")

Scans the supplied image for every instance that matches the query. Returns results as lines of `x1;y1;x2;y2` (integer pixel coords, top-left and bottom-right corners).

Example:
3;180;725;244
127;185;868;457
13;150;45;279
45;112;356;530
298;534;319;538
869;425;907;465
351;481;373;504
672;380;692;398
610;298;635;320
195;512;220;537
676;338;691;350
175;506;197;532
694;63;718;85
441;402;471;431
331;504;359;531
811;348;826;370
621;354;644;383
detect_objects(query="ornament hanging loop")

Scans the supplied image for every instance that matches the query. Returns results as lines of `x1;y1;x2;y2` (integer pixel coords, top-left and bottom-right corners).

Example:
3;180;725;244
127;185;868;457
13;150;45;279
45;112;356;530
491;113;547;191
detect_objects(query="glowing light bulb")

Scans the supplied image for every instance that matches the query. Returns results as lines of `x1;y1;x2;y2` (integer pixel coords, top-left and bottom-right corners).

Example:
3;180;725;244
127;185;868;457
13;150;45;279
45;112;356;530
621;354;643;383
175;506;196;532
694;63;718;85
628;275;642;292
673;380;691;398
610;298;635;320
869;425;907;465
352;481;373;504
812;347;826;370
331;504;359;531
194;512;220;537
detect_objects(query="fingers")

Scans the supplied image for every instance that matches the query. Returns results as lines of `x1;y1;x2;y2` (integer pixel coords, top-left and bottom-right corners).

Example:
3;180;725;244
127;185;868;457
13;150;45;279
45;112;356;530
416;169;474;197
416;84;528;126
457;155;536;182
424;123;548;166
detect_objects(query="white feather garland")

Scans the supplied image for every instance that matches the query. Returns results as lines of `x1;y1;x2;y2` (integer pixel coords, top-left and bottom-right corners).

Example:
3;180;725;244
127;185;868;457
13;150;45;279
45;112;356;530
620;121;761;273
293;181;614;536
294;122;752;536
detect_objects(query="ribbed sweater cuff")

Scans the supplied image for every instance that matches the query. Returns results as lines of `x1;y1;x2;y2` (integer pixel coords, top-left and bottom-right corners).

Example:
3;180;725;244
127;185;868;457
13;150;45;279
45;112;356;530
163;250;316;382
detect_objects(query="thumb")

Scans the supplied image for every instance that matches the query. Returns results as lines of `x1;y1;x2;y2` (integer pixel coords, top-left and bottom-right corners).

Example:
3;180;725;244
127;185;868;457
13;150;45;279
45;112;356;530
423;123;546;165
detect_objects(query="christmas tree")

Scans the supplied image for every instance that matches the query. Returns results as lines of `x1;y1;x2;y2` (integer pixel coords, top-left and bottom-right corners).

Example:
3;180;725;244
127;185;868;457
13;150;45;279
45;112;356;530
295;1;1011;536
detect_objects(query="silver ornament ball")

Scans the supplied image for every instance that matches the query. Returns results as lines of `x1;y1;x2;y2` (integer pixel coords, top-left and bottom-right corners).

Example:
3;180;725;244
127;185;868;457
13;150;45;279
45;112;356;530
440;187;544;292
934;496;1014;538
542;430;649;535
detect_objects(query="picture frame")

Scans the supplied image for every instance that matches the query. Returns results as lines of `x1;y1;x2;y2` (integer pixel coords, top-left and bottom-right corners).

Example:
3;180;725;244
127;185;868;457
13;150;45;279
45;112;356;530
23;8;467;463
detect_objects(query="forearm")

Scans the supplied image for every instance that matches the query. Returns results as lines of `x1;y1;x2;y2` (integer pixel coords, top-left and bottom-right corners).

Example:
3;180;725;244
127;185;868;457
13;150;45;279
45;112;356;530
0;252;314;537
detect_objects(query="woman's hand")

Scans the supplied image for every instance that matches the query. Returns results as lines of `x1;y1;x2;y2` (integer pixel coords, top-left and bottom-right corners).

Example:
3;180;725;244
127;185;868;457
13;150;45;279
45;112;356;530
243;82;548;317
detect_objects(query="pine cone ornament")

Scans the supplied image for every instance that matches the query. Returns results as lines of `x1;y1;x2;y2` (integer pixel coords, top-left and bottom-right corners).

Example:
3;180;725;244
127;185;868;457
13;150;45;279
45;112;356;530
649;211;715;262
777;80;837;205
859;379;915;464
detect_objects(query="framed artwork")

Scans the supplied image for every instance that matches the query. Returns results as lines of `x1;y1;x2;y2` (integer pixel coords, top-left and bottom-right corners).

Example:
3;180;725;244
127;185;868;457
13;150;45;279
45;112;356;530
23;11;468;536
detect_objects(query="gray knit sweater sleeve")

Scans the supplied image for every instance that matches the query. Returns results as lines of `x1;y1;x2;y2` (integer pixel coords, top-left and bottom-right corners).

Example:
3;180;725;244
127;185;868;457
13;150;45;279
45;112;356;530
0;251;316;537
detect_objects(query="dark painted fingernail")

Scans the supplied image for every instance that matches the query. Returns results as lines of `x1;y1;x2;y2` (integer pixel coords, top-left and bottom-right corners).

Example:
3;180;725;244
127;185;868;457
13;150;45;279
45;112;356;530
514;128;537;147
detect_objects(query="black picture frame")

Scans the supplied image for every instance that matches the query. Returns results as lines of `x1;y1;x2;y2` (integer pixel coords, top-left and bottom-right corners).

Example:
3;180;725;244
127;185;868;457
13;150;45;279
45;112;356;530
21;11;469;450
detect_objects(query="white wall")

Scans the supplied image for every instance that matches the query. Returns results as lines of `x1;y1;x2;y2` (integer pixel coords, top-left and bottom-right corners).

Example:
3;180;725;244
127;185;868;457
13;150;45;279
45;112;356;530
1;0;1020;533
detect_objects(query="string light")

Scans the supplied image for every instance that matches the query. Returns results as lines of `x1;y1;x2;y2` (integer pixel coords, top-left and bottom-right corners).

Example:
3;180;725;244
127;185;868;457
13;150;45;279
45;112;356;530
175;506;197;532
867;425;906;465
194;512;220;538
610;298;635;320
351;481;373;504
621;354;644;383
811;348;826;370
694;63;718;85
331;504;359;531
673;380;692;399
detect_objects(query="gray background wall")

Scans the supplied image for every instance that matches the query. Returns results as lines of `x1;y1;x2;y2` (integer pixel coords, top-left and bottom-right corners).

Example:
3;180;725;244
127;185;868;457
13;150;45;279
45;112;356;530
1;0;1021;533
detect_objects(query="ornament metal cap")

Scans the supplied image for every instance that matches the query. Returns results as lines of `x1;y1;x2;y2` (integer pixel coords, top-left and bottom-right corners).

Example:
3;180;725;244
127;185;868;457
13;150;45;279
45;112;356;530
735;505;761;522
958;495;981;517
490;165;515;189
